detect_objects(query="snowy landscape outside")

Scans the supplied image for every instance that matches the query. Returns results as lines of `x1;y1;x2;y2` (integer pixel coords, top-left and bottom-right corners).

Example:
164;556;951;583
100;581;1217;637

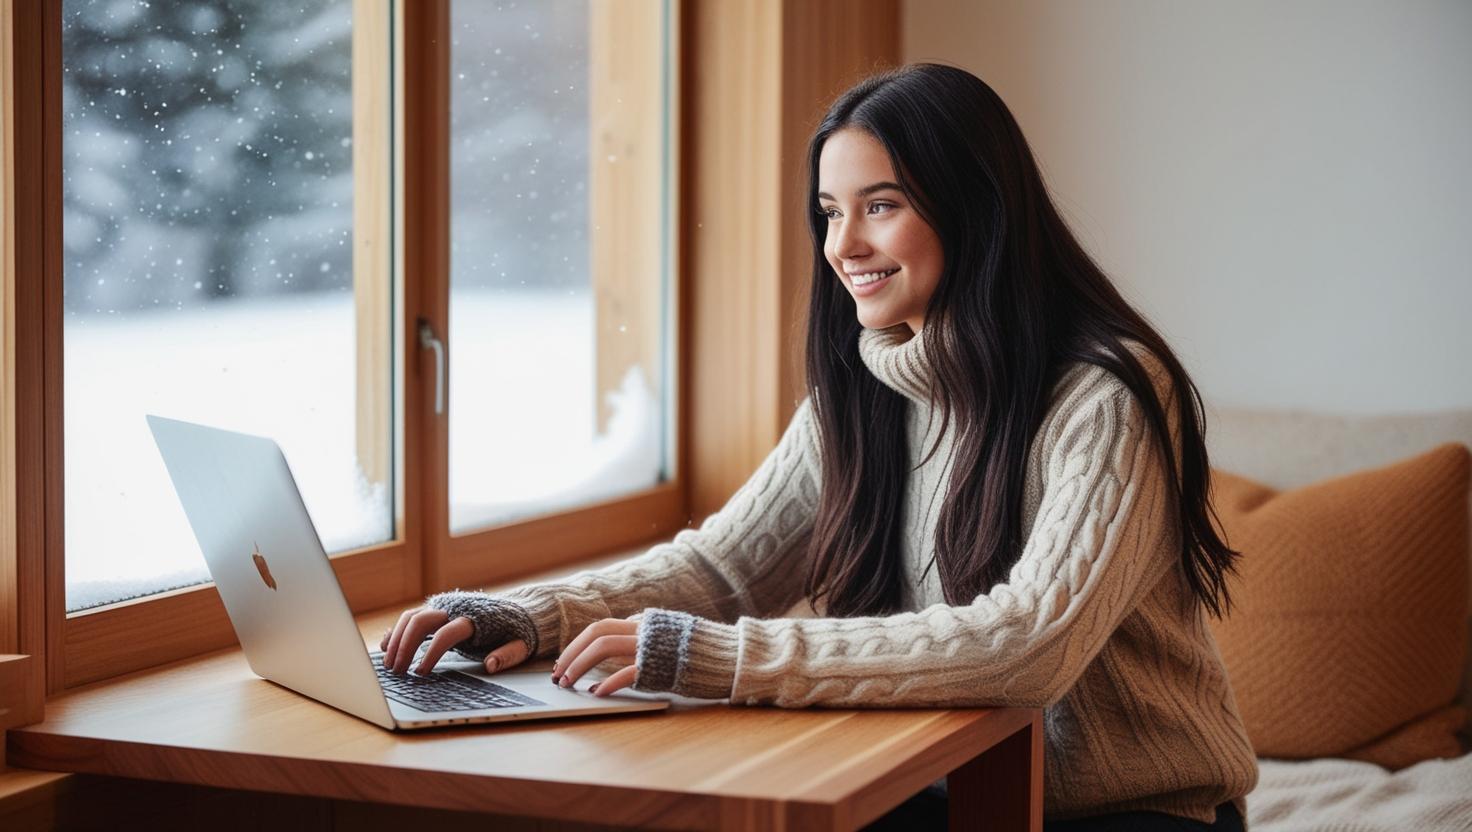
61;0;668;611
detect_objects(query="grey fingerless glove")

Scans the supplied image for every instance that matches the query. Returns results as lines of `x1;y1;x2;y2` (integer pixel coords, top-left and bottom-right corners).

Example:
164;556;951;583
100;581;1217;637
633;610;689;692
424;590;540;663
634;609;738;700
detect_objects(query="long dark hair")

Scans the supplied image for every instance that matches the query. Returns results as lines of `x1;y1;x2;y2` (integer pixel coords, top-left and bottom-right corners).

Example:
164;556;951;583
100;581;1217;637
801;63;1240;620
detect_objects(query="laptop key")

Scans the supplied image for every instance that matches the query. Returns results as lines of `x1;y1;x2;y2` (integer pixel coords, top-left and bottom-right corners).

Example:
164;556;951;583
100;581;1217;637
368;652;546;712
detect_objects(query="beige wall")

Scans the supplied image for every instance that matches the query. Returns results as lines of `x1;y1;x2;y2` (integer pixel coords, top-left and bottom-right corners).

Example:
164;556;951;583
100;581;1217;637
903;1;1472;415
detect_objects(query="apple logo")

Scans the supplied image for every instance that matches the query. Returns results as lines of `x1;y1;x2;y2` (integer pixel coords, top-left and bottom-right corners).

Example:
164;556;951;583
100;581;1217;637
251;541;278;591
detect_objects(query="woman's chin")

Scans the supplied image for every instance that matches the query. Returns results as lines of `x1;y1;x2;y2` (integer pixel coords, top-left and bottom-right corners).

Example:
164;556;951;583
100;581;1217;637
855;308;903;331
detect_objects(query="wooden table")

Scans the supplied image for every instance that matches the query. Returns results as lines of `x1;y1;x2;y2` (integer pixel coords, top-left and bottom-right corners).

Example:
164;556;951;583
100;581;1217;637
7;606;1043;831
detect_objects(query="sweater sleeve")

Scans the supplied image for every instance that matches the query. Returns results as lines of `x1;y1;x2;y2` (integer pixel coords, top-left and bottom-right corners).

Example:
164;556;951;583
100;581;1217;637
455;396;822;661
632;369;1183;707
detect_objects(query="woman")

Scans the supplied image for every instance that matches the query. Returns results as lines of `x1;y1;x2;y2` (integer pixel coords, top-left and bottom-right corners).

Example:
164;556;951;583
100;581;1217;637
381;63;1257;830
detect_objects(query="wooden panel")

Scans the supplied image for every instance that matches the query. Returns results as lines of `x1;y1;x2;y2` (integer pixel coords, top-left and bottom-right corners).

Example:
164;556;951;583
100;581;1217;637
951;709;1045;831
20;774;618;831
352;0;395;489
440;484;683;591
62;545;414;689
391;0;420;611
403;0;451;593
1;0;18;658
41;0;64;700
778;0;901;415
684;0;785;519
589;0;667;436
6;0;58;707
0;767;71;829
683;1;899;519
0;655;43;730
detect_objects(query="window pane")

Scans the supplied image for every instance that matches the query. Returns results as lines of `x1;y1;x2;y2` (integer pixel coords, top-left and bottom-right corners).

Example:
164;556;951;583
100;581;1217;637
61;0;394;612
449;0;672;533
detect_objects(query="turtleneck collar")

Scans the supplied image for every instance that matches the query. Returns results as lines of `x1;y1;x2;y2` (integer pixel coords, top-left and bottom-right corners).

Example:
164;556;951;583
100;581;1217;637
857;323;935;407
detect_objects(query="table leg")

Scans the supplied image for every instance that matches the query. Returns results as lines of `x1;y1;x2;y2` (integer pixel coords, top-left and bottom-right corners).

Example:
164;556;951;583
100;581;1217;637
947;710;1043;831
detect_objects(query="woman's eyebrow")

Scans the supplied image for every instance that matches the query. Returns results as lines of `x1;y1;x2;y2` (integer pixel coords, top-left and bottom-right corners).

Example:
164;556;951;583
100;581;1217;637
816;181;904;201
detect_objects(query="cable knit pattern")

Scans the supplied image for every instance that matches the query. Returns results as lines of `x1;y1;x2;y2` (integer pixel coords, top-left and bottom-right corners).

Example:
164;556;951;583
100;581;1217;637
431;395;822;669
431;322;1258;825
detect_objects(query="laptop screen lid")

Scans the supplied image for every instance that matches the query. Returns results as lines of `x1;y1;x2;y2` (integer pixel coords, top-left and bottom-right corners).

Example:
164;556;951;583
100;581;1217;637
146;415;396;730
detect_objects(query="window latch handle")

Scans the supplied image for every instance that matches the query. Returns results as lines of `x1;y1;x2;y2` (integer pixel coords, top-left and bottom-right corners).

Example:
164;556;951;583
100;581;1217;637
417;319;445;416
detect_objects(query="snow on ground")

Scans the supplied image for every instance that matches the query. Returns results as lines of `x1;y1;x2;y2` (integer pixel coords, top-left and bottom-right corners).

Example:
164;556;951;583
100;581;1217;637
64;287;664;611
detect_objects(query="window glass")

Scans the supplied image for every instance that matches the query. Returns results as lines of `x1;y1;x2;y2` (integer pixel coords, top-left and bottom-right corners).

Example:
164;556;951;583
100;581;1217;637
448;0;672;533
61;0;393;611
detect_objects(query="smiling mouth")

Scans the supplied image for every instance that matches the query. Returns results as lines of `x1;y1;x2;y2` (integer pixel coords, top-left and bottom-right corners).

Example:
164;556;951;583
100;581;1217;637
852;268;899;286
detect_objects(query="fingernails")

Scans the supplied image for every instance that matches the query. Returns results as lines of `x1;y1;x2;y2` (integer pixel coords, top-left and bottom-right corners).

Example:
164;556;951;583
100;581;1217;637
487;657;500;672
559;676;571;688
589;683;600;695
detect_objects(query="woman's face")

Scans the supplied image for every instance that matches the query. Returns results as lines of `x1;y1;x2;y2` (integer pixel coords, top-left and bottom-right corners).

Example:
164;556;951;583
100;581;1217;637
817;127;944;335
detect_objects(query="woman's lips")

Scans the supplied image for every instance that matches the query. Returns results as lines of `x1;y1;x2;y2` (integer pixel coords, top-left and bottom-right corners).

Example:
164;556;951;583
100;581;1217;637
850;268;899;297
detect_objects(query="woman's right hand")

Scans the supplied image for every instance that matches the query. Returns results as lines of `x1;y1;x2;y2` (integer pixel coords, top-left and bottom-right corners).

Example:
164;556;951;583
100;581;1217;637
379;606;531;677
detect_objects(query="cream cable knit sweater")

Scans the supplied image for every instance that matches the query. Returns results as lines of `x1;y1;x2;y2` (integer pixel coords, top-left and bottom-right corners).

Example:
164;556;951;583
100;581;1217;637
429;324;1258;824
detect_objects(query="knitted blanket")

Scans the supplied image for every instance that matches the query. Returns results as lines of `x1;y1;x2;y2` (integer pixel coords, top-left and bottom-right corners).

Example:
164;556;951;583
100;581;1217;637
1250;754;1472;831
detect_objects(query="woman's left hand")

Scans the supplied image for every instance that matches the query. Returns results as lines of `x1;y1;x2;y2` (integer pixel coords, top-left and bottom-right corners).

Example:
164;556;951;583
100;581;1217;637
551;617;640;697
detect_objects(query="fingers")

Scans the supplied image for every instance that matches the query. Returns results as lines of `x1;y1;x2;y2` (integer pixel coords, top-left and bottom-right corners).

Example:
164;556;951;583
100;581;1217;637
414;616;474;675
589;665;638;697
483;639;530;675
556;635;636;689
552;618;639;689
552;618;639;683
387;608;450;675
382;608;420;668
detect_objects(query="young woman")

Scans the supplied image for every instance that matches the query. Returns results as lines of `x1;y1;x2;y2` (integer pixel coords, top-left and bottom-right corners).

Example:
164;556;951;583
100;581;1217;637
381;63;1257;831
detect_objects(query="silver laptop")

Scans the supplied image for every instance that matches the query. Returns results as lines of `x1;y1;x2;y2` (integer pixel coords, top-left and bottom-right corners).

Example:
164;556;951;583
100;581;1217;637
146;414;670;730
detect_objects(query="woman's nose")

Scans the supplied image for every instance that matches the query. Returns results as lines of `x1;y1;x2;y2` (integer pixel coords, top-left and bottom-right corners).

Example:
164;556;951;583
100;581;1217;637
833;219;869;260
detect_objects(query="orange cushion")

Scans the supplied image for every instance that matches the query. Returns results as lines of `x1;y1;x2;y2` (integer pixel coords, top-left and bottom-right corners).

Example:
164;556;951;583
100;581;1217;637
1207;443;1470;767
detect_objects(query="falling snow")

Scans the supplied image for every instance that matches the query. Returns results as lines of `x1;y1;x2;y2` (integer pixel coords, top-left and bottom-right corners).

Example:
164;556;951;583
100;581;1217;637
60;0;667;611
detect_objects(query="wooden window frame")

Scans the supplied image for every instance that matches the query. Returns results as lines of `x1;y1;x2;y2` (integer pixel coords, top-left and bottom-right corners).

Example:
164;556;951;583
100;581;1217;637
5;0;53;715
6;0;691;694
3;0;898;699
418;0;688;594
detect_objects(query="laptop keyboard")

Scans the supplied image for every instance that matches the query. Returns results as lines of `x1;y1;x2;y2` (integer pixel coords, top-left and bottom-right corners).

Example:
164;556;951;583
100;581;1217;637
369;651;546;712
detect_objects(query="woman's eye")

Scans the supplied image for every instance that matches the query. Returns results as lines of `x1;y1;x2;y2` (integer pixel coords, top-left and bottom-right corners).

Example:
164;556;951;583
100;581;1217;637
818;203;895;219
